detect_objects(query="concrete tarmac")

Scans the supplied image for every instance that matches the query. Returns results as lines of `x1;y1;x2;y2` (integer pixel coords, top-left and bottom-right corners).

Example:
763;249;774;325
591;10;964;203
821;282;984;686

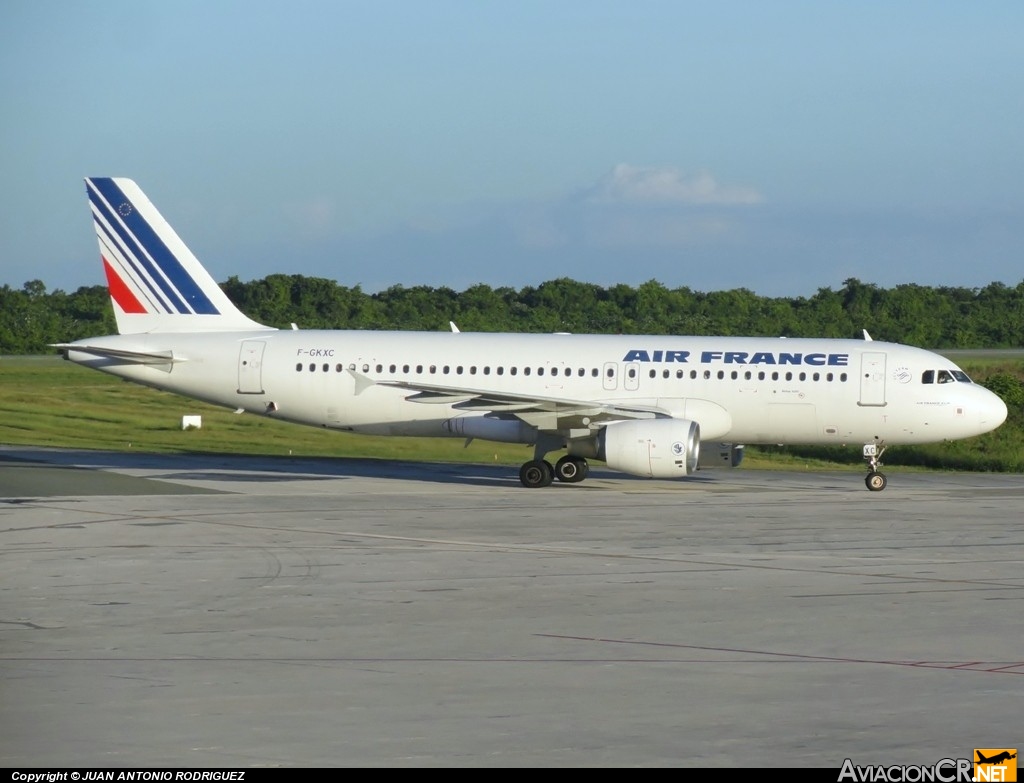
2;446;1022;768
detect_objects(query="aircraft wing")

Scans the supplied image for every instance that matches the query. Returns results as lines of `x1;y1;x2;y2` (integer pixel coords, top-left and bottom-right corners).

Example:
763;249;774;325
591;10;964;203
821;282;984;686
376;377;664;432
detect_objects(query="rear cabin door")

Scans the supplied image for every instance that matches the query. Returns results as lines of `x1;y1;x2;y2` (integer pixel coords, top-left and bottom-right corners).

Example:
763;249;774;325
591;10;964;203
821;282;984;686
238;340;266;394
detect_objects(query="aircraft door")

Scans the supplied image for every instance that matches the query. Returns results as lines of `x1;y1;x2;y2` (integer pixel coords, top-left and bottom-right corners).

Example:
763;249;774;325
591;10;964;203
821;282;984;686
858;351;887;407
238;340;266;394
623;361;641;391
602;361;618;391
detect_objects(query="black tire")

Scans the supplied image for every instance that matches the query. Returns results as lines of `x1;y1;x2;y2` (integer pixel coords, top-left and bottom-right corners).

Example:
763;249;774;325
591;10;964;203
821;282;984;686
555;456;588;483
865;471;887;492
520;459;554;488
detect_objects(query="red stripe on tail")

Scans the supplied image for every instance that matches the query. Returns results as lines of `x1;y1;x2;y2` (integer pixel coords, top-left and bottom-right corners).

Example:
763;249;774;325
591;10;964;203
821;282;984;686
102;258;148;314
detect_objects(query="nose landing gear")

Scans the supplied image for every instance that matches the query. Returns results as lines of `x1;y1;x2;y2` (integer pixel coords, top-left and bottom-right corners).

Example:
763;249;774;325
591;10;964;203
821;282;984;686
863;443;887;491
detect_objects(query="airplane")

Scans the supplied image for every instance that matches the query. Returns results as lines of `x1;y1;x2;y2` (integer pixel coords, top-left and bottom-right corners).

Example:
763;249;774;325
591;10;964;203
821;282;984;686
54;177;1009;491
976;752;1016;765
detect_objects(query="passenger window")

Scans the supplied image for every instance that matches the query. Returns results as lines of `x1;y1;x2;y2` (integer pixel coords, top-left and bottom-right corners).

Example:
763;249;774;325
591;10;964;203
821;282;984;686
324;363;330;372
309;363;316;372
336;363;343;372
537;367;544;376
551;367;558;376
296;363;302;372
524;367;531;376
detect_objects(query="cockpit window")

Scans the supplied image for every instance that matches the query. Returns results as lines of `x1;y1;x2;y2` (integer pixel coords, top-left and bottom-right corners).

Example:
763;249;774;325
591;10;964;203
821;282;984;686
923;368;973;385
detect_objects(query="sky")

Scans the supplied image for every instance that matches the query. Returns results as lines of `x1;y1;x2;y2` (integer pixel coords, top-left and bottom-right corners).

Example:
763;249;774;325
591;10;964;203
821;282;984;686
2;1;1023;298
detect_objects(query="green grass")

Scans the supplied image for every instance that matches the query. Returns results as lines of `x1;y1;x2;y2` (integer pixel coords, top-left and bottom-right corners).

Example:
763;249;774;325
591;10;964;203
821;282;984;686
2;354;1021;473
0;355;535;465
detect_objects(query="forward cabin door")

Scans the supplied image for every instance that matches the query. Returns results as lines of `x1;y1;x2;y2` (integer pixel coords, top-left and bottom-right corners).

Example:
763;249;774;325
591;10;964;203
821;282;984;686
238;340;266;394
858;351;887;407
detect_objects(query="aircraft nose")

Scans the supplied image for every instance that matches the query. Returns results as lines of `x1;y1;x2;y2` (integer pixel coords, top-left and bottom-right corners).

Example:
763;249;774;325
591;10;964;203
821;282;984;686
979;386;1008;431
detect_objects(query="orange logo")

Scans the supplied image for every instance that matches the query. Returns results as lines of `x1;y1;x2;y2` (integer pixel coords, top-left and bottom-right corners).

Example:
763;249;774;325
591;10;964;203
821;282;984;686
974;750;1017;782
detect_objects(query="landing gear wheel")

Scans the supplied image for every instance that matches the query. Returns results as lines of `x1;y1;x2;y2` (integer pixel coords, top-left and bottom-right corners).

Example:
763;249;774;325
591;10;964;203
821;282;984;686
865;471;887;492
554;455;589;483
520;459;554;488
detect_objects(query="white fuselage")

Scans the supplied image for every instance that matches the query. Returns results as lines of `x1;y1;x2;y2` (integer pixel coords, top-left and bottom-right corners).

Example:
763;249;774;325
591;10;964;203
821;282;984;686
66;330;1007;448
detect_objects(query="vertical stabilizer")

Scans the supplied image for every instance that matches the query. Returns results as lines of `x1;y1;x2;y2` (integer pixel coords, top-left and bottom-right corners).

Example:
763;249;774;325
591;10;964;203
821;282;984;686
85;177;273;334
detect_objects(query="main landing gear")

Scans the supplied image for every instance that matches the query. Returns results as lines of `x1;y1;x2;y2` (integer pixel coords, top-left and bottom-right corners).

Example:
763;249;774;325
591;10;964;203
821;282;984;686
863;443;887;492
519;455;590;488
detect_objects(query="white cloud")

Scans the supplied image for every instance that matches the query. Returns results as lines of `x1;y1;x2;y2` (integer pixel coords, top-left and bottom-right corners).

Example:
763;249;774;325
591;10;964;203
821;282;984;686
586;164;763;206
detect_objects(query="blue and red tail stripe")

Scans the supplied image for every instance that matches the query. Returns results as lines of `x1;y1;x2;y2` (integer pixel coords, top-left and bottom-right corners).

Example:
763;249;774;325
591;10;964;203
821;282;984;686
87;178;220;315
101;258;147;314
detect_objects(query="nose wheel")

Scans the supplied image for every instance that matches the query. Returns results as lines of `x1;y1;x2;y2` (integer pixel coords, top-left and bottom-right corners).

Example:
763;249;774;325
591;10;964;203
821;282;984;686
863;443;888;492
865;471;887;491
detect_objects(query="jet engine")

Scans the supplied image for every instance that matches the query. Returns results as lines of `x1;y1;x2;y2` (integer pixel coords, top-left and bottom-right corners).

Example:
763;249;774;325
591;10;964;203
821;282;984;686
596;419;700;478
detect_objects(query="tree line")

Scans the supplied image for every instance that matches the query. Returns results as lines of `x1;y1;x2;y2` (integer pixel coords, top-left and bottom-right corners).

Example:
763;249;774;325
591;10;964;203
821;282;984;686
3;274;1024;355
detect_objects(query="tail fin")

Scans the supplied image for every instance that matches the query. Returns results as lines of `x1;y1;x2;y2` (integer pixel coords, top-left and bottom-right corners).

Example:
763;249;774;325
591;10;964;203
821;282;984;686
85;177;273;334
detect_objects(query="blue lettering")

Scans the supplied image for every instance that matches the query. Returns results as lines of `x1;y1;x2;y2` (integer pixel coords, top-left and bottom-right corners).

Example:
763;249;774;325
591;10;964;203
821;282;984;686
665;350;690;363
701;351;723;363
749;352;776;365
724;351;748;364
778;353;801;365
804;353;826;366
623;350;650;362
828;353;849;366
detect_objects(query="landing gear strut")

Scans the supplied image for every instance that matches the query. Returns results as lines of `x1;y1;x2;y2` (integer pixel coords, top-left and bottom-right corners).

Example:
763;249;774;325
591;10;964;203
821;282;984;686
863;443;887;492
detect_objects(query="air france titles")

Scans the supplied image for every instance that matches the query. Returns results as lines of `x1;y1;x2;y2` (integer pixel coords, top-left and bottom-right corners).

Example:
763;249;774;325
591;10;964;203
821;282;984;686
622;349;849;366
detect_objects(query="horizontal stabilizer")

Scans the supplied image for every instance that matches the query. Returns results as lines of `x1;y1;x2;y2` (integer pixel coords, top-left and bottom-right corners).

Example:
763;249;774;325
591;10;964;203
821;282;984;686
51;343;181;367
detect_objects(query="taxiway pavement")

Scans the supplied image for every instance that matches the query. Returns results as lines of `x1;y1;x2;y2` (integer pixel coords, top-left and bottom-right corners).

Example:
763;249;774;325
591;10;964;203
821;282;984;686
2;447;1022;767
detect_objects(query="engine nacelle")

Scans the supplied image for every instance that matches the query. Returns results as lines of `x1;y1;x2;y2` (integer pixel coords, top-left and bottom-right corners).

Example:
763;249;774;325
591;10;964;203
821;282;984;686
598;419;700;478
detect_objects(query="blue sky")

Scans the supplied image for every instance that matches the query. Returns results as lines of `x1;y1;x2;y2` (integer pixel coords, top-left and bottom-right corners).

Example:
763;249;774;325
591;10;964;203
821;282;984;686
2;1;1022;297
